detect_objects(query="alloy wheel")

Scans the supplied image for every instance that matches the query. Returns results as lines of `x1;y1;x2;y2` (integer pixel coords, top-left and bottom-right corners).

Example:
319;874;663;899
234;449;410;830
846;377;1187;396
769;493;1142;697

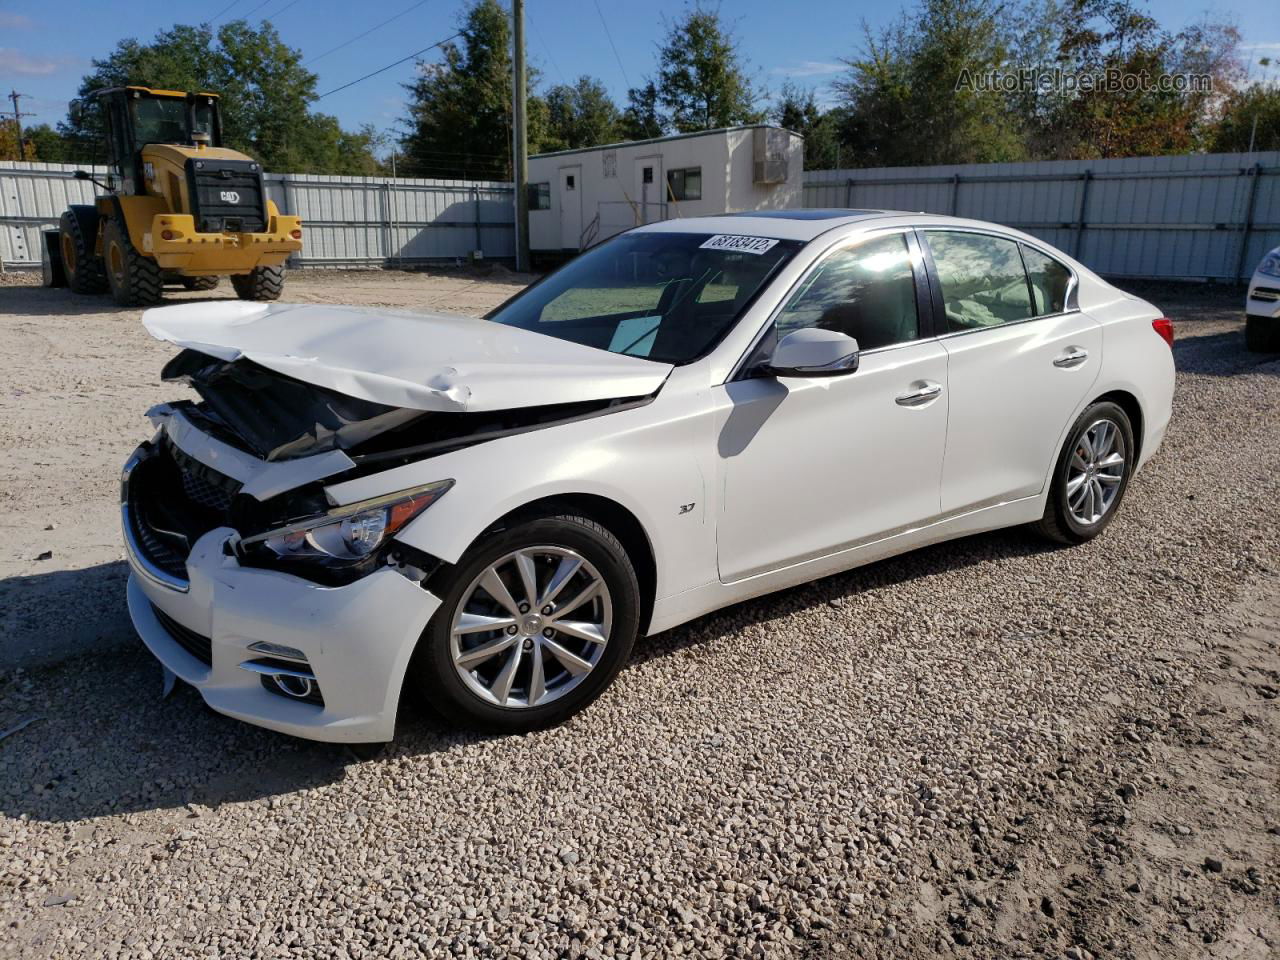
1066;418;1126;526
449;546;612;709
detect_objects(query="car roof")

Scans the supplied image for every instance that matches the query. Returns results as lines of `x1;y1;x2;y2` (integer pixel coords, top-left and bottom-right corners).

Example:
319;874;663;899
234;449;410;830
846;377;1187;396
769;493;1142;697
635;210;899;242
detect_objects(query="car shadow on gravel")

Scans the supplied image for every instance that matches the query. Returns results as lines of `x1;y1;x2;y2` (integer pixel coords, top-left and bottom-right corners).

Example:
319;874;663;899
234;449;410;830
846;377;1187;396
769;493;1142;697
1173;331;1280;377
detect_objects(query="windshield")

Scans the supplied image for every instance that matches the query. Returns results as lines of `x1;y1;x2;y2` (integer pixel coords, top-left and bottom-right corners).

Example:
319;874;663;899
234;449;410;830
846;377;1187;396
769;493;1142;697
130;97;216;145
487;232;801;364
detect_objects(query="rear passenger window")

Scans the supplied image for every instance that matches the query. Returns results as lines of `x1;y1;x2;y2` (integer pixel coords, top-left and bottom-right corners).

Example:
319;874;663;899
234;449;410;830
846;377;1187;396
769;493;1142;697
774;233;919;351
1021;245;1072;316
925;231;1032;332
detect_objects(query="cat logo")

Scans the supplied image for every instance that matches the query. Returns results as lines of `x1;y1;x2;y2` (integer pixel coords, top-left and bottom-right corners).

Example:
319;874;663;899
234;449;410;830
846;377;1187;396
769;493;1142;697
219;190;240;204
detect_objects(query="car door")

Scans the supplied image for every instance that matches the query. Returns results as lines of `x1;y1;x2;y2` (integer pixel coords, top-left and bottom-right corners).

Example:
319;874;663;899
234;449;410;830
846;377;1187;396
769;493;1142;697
715;229;949;583
920;229;1102;514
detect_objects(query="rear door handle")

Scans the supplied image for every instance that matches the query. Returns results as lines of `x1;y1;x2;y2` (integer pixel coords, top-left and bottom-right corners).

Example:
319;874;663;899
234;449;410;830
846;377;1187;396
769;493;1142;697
1053;347;1089;368
895;381;943;407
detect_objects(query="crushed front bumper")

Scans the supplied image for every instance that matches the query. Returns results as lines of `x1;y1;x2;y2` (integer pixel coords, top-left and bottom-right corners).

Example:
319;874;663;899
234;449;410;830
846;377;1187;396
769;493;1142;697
1246;274;1280;320
122;447;440;743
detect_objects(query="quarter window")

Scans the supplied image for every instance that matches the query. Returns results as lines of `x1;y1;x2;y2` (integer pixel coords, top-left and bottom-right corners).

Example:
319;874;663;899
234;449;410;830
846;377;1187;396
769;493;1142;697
925;231;1032;332
773;233;920;351
1021;244;1072;316
666;167;702;201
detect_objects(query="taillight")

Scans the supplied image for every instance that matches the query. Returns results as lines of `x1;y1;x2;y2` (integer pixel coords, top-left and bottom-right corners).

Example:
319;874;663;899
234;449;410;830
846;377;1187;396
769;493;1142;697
290;228;302;240
1152;317;1174;348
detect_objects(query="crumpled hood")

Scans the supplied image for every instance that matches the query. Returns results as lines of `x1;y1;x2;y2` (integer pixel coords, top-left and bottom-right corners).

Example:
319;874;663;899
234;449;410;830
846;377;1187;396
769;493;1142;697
142;301;673;412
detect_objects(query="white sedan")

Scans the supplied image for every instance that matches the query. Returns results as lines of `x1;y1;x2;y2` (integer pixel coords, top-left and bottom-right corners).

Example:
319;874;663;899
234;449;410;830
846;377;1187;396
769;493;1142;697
1246;245;1280;351
123;211;1175;741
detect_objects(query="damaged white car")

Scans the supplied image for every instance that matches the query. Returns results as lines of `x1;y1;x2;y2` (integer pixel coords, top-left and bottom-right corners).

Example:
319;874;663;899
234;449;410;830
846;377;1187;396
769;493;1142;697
124;212;1175;742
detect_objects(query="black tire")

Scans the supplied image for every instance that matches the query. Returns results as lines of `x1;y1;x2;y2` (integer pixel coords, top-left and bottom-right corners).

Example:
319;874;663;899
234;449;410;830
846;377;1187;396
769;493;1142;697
102;218;163;306
231;265;285;301
1034;400;1135;545
1245;315;1280;353
181;276;220;291
408;513;641;733
58;210;107;294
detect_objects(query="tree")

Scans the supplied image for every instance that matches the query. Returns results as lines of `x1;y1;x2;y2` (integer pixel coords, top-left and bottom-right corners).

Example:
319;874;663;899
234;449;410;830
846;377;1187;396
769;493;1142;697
834;0;1025;166
655;4;763;132
24;124;70;163
1212;80;1280;153
401;0;545;179
620;82;665;140
63;20;379;174
543;76;621;151
770;82;843;169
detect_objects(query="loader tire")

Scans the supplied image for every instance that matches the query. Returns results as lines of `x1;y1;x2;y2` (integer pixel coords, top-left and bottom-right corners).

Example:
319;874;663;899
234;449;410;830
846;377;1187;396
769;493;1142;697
103;219;163;307
181;276;220;291
231;265;285;301
58;211;107;294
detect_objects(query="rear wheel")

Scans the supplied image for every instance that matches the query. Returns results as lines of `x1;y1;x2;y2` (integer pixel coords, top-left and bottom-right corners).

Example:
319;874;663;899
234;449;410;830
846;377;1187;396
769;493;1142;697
231;265;284;301
409;514;641;732
1034;401;1134;545
181;276;220;292
103;218;163;306
1245;315;1280;352
58;211;107;294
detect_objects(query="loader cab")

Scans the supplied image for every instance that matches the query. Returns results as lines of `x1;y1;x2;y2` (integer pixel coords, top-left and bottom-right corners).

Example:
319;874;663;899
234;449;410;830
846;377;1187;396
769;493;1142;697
82;87;224;194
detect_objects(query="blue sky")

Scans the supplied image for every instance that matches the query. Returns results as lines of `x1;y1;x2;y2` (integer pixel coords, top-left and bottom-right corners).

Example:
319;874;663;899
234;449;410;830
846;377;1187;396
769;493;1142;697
2;0;1278;142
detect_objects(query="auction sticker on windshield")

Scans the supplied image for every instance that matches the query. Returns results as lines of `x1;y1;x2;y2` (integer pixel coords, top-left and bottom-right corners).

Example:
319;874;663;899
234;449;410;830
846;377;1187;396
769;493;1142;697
699;235;780;255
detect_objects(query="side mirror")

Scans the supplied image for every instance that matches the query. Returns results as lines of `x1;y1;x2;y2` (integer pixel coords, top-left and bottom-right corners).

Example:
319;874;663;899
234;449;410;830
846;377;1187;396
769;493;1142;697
764;328;860;378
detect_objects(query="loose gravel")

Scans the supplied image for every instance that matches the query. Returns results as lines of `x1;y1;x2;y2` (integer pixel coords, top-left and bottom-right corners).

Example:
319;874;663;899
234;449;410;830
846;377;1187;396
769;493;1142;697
1;273;1277;959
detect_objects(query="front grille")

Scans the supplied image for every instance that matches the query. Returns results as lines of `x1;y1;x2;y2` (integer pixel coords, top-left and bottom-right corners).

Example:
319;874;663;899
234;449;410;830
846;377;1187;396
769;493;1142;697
125;440;242;584
151;604;212;666
185;158;267;233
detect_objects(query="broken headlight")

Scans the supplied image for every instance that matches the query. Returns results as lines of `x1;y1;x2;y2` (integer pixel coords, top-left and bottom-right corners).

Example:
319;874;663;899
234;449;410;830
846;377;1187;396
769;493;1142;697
238;480;453;570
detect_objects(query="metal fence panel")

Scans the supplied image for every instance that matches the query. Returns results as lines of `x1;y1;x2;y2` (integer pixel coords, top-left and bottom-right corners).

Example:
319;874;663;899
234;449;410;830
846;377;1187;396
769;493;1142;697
803;152;1280;280
0;161;515;270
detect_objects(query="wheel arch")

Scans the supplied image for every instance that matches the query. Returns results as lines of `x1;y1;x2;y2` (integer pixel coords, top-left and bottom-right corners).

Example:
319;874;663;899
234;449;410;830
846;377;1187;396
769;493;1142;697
1089;388;1144;462
467;493;658;635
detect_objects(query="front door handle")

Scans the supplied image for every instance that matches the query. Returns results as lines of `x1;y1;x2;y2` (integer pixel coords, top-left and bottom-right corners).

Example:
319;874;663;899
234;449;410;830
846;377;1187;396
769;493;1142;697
1053;346;1089;368
895;381;943;407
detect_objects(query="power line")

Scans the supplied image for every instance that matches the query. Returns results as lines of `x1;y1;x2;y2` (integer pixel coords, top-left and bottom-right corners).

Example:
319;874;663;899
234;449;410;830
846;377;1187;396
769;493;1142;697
592;0;630;90
261;0;305;18
316;33;460;99
527;12;566;86
239;0;276;19
209;0;244;24
305;0;434;66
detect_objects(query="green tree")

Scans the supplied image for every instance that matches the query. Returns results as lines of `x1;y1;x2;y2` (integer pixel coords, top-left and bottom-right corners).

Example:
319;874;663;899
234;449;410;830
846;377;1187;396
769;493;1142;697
64;20;378;174
1212;79;1280;153
620;82;665;140
23;124;70;163
770;82;843;169
543;76;621;151
400;0;546;178
655;3;763;132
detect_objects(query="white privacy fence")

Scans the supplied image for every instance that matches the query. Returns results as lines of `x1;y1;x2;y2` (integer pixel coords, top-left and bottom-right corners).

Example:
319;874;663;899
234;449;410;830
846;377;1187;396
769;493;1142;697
804;152;1280;281
0;161;516;270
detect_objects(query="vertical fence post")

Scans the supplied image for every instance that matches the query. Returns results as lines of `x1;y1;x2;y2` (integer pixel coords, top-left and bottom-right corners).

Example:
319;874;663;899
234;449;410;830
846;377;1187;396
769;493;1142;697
1072;170;1092;260
845;177;855;208
279;177;296;267
948;173;961;216
1235;163;1262;282
380;181;391;270
473;184;481;257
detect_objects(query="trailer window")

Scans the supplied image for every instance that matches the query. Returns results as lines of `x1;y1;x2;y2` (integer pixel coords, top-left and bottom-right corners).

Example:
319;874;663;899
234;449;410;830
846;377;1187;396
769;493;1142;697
528;182;551;210
667;167;702;201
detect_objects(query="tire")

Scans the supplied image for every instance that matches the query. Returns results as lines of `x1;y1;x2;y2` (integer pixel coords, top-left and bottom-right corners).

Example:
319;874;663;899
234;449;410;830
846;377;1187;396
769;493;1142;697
231;265;285;301
1034;400;1135;545
103;218;163;306
408;513;641;732
58;211;107;294
181;276;220;291
1245;315;1280;352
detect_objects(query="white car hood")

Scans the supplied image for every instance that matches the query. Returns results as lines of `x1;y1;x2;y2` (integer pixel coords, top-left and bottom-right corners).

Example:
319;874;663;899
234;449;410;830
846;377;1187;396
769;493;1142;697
142;301;673;412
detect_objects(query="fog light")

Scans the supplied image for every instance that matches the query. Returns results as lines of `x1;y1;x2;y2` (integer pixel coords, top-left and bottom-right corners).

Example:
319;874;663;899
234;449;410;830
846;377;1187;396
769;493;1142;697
272;673;314;699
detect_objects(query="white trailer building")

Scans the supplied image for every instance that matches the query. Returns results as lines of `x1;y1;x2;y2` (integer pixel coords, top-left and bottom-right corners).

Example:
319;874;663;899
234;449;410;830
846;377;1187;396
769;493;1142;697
526;125;803;256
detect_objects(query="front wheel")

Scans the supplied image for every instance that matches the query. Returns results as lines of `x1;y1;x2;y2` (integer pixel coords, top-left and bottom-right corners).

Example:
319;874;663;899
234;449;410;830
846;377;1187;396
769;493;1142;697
103;219;163;306
1245;315;1280;353
409;514;641;732
1034;400;1135;545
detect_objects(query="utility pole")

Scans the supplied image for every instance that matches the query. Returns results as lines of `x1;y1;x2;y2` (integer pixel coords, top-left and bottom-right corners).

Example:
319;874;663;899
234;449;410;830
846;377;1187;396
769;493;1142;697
8;91;34;161
511;0;530;273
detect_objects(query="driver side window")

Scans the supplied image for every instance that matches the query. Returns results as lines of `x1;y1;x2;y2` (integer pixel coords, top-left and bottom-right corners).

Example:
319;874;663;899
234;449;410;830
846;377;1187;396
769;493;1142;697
774;233;920;351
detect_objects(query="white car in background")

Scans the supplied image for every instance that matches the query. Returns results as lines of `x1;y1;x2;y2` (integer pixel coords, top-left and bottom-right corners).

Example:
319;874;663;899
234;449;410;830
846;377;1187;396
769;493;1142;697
122;211;1175;742
1246;245;1280;352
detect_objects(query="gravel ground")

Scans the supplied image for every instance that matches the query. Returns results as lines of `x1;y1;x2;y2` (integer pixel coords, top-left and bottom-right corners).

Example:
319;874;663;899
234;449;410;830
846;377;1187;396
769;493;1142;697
1;271;1278;959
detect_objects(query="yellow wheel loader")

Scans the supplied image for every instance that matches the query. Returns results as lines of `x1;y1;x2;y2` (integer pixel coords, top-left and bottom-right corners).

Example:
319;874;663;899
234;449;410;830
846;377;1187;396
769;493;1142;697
43;86;302;306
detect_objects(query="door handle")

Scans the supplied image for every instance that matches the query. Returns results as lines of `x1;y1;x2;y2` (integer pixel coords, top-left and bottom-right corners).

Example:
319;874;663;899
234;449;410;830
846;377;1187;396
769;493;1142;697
895;381;943;407
1053;347;1089;368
